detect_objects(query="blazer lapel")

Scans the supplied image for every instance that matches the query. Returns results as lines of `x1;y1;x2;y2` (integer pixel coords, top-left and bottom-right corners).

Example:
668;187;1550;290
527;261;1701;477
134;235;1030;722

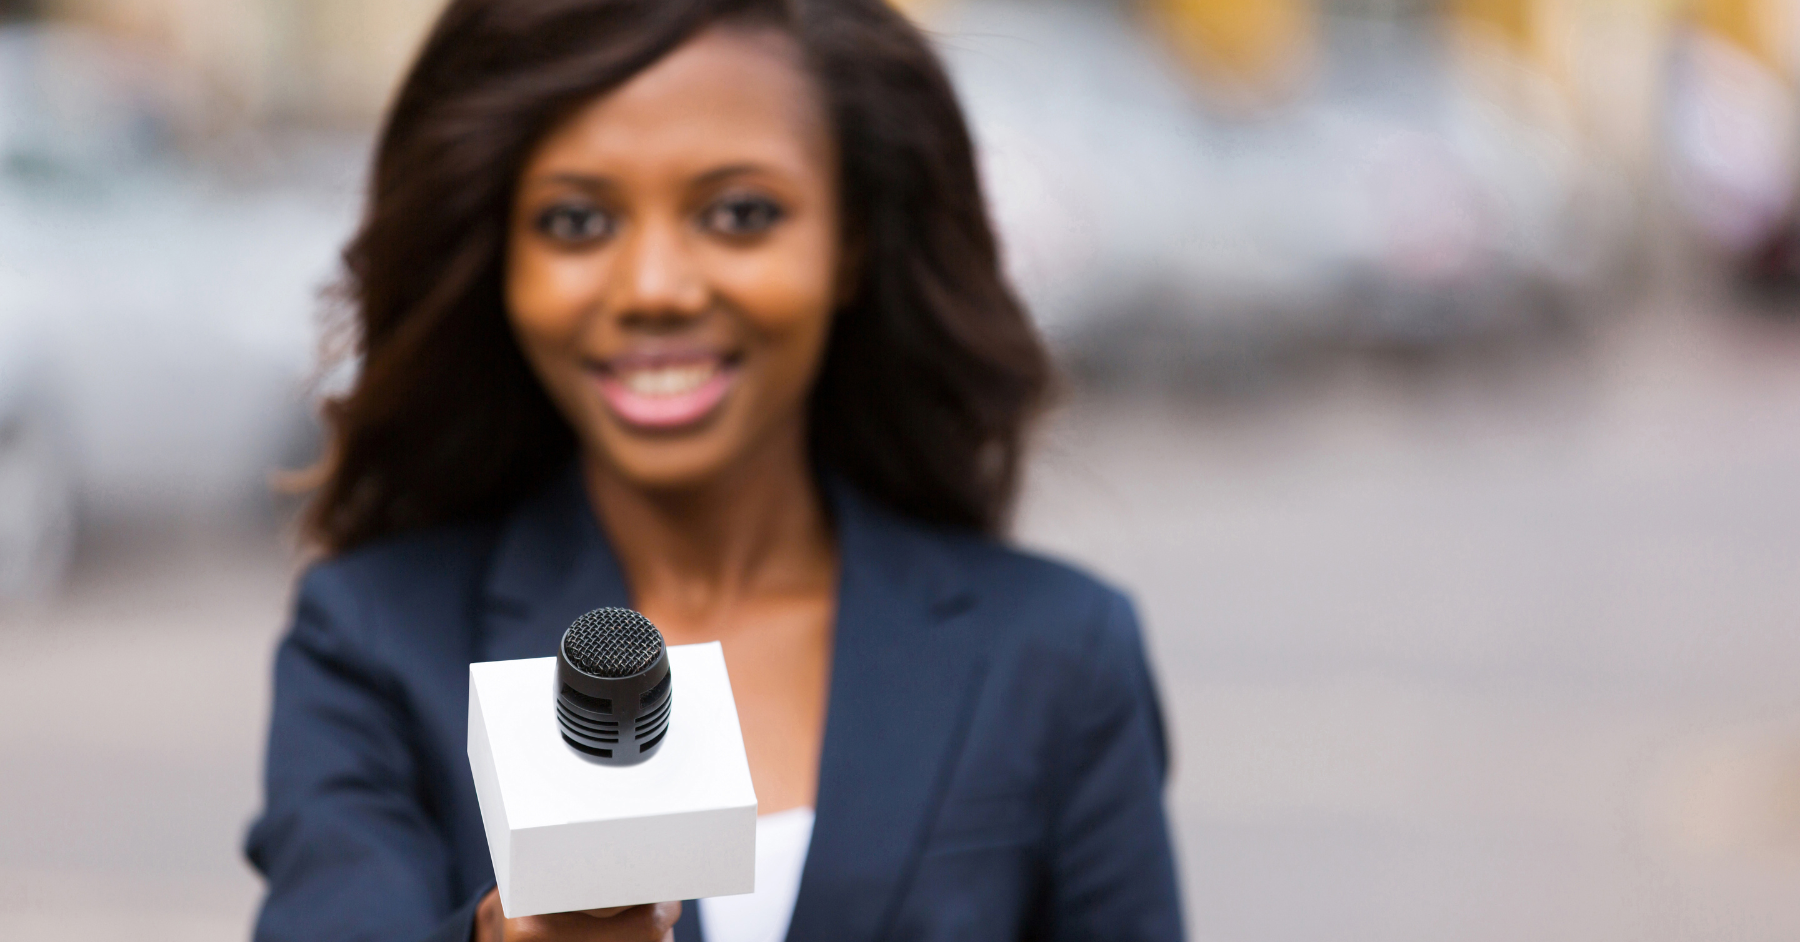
479;465;632;662
786;487;987;942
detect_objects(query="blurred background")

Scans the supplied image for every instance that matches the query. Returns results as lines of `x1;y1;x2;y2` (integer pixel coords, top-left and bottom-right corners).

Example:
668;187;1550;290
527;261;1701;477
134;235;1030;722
1;0;1797;939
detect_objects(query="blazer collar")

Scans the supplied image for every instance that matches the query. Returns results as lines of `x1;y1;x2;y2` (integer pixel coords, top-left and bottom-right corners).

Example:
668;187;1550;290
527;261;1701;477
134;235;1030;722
479;465;991;940
478;465;631;662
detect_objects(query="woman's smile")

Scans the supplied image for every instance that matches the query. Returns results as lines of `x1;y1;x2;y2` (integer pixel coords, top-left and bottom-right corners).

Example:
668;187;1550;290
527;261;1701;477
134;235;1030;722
589;352;740;430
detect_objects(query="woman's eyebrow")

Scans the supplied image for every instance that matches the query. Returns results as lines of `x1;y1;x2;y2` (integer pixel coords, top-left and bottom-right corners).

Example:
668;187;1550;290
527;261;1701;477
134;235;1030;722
530;172;617;191
692;163;775;186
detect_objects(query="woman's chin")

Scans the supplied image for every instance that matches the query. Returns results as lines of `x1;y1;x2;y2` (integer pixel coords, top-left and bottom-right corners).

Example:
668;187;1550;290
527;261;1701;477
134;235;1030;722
586;426;748;494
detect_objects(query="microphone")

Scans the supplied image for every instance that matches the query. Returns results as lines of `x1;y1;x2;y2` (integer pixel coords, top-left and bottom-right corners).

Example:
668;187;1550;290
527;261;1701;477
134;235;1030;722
470;620;754;913
556;608;674;765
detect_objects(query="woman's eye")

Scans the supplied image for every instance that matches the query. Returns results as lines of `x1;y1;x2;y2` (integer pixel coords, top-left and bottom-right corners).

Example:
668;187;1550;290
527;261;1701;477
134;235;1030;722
534;204;614;244
701;196;785;237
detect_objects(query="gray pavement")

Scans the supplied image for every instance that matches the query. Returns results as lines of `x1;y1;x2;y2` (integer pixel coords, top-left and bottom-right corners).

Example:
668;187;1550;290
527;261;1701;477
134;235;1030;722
1016;298;1800;941
2;294;1798;940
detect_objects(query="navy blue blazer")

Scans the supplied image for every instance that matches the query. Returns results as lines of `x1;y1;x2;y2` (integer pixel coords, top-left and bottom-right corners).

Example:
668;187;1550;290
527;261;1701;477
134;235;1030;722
246;469;1183;942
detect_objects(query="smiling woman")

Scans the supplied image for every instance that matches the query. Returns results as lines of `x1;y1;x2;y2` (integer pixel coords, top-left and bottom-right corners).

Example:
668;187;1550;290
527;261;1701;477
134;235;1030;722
248;2;1182;942
304;0;1043;549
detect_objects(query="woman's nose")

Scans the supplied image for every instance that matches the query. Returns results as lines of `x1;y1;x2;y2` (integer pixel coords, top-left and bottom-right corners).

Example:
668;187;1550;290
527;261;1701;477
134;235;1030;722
611;217;708;324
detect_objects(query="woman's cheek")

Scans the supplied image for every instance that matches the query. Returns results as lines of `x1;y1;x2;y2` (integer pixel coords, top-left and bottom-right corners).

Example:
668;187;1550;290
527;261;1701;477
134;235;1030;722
506;256;594;421
738;291;832;406
510;243;607;329
713;230;838;332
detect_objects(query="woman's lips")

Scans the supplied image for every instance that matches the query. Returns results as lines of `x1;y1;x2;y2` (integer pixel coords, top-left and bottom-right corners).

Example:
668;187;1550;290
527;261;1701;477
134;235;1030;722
592;356;736;430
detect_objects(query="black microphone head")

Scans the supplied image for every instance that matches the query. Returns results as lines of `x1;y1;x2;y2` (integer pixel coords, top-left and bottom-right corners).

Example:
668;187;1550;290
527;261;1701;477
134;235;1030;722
556;607;673;765
563;608;664;678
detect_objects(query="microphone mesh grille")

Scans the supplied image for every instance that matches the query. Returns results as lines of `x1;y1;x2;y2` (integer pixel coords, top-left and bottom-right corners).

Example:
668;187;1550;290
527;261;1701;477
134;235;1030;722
562;608;665;678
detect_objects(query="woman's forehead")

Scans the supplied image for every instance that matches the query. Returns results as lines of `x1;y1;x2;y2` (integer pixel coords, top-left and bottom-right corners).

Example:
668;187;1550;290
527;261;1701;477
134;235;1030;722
524;26;834;182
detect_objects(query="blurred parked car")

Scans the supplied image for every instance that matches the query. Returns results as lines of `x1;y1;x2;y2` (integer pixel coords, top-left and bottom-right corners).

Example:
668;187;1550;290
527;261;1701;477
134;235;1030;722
0;283;74;601
935;0;1634;378
1663;11;1800;306
0;23;354;595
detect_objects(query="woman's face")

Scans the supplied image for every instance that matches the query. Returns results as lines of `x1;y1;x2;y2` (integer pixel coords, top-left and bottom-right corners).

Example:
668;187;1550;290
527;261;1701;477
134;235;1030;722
507;26;842;491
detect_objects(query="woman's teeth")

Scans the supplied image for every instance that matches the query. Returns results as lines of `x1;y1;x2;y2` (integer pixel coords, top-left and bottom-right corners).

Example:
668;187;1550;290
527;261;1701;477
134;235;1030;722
595;357;732;428
618;362;719;397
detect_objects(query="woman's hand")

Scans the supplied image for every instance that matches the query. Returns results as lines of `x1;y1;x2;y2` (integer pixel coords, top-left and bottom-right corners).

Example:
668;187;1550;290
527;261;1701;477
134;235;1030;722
474;888;680;942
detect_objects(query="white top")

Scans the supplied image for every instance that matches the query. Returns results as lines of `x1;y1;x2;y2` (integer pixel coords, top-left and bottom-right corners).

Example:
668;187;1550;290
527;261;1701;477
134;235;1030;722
698;806;815;942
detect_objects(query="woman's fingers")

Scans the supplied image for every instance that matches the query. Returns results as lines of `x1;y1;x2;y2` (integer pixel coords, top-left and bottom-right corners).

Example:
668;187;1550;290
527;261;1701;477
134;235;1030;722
656;900;682;934
480;895;681;941
606;901;680;940
619;901;680;938
564;900;681;939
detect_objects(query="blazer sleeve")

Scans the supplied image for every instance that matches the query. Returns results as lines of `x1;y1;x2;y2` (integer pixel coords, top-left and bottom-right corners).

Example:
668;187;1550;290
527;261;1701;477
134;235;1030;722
244;565;489;942
1043;590;1185;942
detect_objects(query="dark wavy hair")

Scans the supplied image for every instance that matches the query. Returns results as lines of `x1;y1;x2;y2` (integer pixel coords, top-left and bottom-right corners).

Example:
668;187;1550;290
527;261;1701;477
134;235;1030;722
304;0;1049;553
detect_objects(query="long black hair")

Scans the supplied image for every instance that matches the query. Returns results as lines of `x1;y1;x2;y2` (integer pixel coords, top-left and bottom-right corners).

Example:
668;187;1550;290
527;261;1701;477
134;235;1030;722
306;0;1049;552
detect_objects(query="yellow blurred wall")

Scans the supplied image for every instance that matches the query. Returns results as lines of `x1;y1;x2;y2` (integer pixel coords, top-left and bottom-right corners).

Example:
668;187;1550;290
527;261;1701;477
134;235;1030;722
1688;0;1796;70
38;0;954;123
42;0;445;123
1144;0;1316;107
274;0;447;122
45;0;283;117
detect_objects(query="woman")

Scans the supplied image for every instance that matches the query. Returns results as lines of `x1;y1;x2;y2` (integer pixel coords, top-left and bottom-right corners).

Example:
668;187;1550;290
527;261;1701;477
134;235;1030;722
245;0;1182;940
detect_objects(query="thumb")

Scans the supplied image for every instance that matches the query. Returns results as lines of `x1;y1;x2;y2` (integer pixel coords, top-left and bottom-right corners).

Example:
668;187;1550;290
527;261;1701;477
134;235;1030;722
653;900;683;934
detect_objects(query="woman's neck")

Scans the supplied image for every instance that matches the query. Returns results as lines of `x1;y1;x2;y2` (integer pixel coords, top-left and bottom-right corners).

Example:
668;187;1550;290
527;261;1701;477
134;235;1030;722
582;425;836;637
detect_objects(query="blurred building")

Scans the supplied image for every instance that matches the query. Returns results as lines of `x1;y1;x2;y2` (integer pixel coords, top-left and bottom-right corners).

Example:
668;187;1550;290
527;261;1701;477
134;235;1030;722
2;0;1797;582
27;0;442;124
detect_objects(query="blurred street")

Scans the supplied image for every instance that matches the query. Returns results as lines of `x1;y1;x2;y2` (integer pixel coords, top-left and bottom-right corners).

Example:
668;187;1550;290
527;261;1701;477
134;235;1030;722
0;521;289;941
1019;294;1800;941
4;287;1797;941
